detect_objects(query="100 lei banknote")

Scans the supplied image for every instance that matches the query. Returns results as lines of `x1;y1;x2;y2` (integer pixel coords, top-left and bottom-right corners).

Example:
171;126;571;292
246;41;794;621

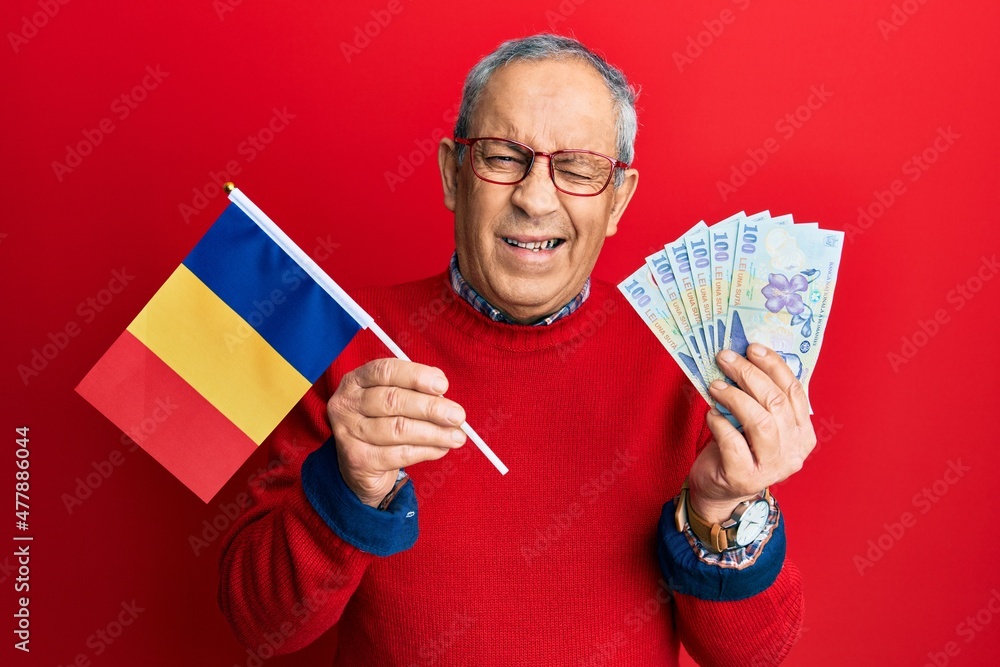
724;218;844;400
619;264;711;403
620;210;843;425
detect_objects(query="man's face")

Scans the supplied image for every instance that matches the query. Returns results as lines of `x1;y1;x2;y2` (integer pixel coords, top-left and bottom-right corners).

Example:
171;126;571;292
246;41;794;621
438;58;638;323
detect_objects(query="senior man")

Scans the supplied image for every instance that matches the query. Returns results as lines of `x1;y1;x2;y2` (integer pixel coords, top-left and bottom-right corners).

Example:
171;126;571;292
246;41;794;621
219;34;809;666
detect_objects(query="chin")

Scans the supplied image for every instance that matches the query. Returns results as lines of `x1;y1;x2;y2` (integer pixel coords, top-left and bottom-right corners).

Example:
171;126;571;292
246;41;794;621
499;289;564;320
503;277;555;300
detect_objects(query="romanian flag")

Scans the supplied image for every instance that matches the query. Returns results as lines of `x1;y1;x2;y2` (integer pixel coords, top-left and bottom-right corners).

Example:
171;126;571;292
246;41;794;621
76;187;373;502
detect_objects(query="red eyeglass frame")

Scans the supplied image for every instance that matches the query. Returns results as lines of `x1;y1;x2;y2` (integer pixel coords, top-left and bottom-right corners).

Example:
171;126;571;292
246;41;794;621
454;137;629;197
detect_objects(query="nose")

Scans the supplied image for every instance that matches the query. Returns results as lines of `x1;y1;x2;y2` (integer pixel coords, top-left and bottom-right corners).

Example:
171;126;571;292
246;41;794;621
510;154;560;219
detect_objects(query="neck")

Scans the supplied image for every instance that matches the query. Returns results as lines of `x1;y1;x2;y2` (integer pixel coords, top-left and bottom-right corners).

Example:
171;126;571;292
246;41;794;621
448;252;590;326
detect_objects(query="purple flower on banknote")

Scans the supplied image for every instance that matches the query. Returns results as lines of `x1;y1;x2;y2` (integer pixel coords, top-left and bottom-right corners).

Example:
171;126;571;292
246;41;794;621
762;273;809;315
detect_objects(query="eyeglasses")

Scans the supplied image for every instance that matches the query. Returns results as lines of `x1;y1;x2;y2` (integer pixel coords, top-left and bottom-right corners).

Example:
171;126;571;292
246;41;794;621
455;137;629;197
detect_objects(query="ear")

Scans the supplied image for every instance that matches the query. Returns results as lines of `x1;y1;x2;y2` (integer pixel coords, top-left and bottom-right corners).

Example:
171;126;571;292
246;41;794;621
438;138;459;212
604;168;639;237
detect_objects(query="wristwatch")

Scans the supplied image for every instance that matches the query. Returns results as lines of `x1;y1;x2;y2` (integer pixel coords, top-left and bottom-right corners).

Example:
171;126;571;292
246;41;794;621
674;479;772;553
377;470;410;511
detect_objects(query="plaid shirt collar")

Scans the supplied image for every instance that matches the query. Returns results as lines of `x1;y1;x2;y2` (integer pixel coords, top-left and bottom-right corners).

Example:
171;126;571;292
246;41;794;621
448;252;590;326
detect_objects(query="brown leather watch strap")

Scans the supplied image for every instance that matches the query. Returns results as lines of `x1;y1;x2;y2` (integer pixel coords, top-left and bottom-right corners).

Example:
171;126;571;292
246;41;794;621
377;471;410;511
674;480;771;553
688;489;730;552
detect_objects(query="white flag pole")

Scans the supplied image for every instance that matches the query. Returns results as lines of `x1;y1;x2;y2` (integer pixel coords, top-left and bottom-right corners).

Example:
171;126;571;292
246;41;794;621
367;321;508;475
225;184;508;476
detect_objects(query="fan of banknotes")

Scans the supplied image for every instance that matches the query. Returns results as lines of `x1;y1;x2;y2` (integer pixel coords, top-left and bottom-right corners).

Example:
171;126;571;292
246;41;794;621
619;210;844;425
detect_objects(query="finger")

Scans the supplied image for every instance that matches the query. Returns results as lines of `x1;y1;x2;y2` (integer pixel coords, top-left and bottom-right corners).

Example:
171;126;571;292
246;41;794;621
351;358;450;396
709;380;778;462
370;443;452;471
358;385;466;427
744;343;811;424
716;347;792;419
705;408;755;476
356;414;467;450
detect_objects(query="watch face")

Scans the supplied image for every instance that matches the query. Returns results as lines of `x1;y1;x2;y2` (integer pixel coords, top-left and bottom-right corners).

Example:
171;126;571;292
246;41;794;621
735;500;770;546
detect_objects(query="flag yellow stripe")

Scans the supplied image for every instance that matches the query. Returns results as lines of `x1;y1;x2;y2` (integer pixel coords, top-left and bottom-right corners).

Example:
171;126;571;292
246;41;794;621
127;265;310;445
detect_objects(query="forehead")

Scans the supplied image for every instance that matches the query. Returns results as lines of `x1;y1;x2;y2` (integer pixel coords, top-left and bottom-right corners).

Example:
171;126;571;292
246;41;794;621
470;58;618;154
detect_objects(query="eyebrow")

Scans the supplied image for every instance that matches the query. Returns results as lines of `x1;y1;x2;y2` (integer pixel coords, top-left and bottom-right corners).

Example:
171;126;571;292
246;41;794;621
476;121;523;141
474;125;603;153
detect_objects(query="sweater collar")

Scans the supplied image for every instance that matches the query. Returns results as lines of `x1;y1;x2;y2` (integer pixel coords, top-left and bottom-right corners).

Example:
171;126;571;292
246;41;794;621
448;252;590;326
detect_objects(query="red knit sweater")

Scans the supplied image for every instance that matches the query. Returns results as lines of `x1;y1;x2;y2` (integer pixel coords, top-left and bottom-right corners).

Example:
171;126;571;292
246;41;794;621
218;272;804;666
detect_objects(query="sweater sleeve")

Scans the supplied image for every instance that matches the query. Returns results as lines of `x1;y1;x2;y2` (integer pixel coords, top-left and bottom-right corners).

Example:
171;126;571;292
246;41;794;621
216;378;375;655
657;415;805;665
658;499;804;665
671;564;804;665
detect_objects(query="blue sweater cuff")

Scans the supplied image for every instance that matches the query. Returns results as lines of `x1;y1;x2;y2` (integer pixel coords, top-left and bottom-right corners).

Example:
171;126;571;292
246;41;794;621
657;497;785;601
301;436;418;557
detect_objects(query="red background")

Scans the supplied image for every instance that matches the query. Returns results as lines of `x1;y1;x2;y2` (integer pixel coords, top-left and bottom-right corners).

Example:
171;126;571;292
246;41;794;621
3;0;999;665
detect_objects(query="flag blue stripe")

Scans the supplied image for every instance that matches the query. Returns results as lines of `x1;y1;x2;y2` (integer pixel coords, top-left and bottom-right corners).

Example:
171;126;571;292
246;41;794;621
182;203;361;381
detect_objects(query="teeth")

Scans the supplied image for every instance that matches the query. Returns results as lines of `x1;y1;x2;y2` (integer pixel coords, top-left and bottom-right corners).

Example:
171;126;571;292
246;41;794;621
503;238;561;251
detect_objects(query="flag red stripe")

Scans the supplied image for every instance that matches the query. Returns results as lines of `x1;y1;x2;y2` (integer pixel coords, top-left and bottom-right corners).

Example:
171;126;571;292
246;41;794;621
76;330;258;502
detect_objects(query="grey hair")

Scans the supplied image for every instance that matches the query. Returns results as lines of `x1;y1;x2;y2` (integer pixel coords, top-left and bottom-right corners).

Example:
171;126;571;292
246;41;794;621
453;33;638;188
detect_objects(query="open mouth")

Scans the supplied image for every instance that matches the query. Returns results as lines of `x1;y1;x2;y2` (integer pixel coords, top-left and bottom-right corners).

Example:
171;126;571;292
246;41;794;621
502;237;565;252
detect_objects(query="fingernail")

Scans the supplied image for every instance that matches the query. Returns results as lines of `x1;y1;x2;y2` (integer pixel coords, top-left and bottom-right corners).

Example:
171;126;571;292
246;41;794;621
719;350;737;363
431;377;448;394
750;344;766;357
452;429;466;444
709;408;721;417
711;380;728;392
446;407;464;425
